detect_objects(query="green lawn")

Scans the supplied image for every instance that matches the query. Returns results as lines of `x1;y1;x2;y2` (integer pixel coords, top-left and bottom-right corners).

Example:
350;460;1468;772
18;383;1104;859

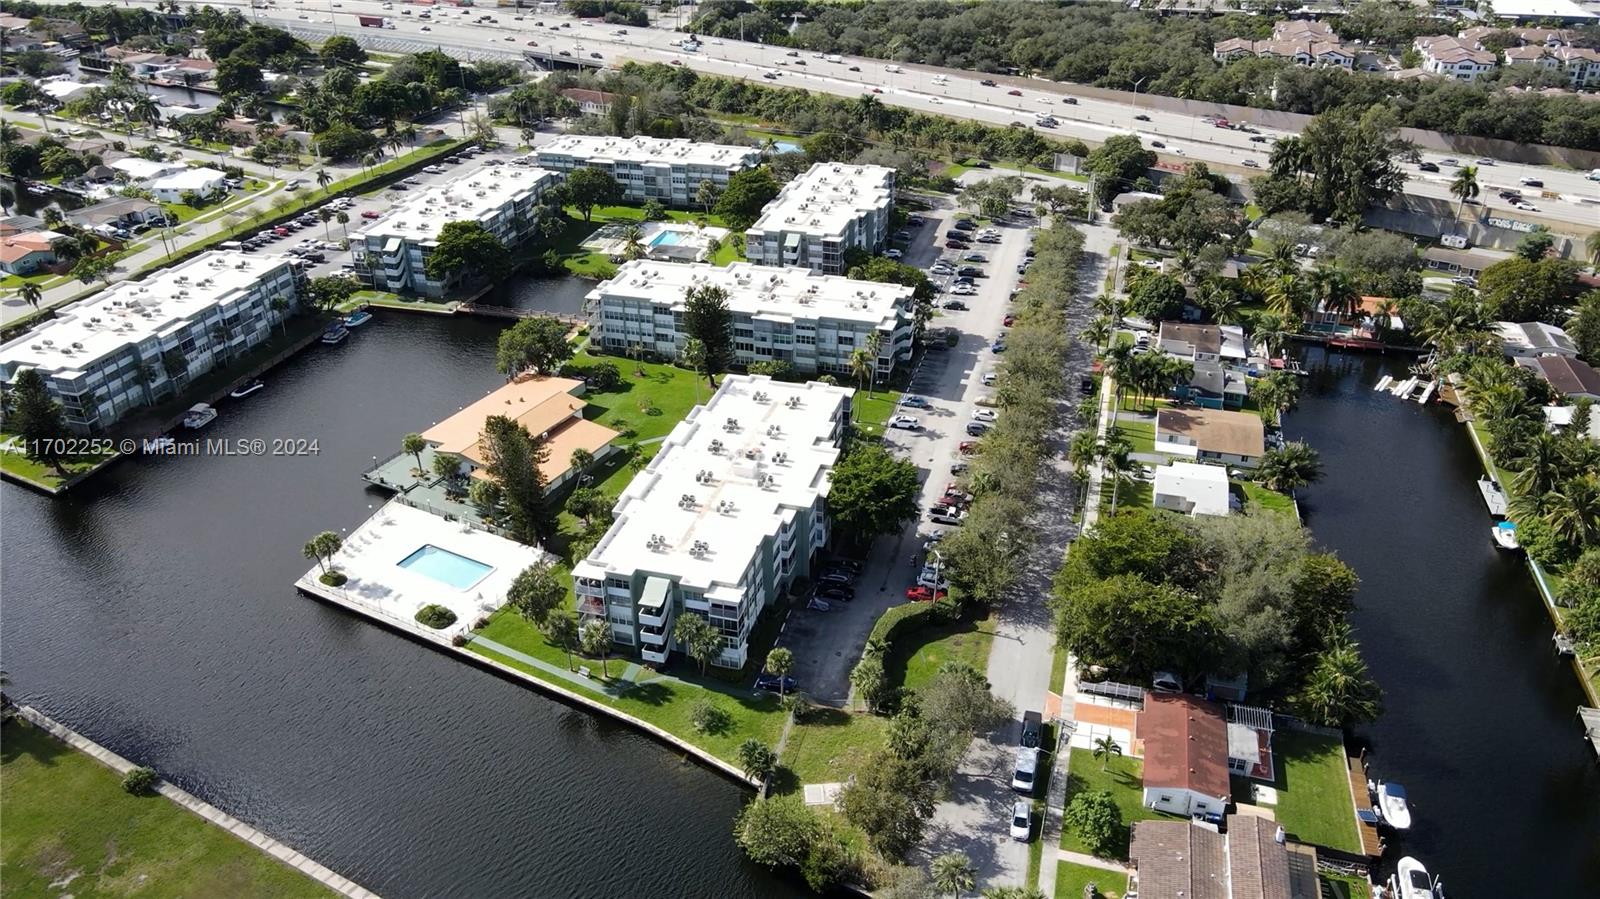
1102;476;1153;510
1245;730;1360;854
710;238;742;266
341;290;456;314
469;614;786;766
777;708;888;790
1322;871;1372;899
850;387;905;441
545;205;730;278
162;201;207;224
886;609;997;693
1060;749;1165;860
1055;861;1129;899
1237;480;1297;518
0;431;118;491
1110;416;1155;456
1;719;332;898
571;350;704;445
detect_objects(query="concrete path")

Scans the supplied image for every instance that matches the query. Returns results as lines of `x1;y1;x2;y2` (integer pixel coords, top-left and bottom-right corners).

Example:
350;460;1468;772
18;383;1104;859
1057;848;1130;874
13;705;380;899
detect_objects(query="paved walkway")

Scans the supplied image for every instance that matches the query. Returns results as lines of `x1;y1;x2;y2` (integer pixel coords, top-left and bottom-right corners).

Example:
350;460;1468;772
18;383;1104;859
1057;848;1129;874
13;705;380;899
470;634;643;698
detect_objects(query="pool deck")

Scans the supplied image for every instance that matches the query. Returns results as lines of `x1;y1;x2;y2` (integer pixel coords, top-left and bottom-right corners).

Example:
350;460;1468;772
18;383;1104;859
295;501;545;635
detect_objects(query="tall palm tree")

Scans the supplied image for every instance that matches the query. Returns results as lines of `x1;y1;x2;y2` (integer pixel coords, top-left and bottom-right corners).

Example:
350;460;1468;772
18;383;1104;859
1093;735;1123;771
1310;266;1361;320
1256;441;1323;492
1542;474;1600;549
1450;165;1480;224
865;330;885;383
318;207;334;241
930;852;976;899
1511;430;1569;499
1080;315;1112;350
849;348;874;398
315;168;333;192
619;223;645;261
335;211;350;241
19;282;42;310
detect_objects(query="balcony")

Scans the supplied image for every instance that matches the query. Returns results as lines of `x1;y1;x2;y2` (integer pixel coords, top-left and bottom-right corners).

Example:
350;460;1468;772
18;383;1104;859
638;603;672;628
640;625;669;646
641;645;669;665
577;597;605;617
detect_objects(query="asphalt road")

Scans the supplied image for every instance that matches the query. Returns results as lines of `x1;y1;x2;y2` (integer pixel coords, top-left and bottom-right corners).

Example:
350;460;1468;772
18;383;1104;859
64;0;1600;230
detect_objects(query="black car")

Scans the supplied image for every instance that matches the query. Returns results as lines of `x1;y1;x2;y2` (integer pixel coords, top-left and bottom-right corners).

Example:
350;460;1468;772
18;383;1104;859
1418;162;1439;173
944;230;969;241
816;571;853;587
958;266;983;277
954;220;977;231
943;300;969;310
756;674;799;694
966;422;991;436
827;559;864;575
979;79;997;87
815;585;855;603
1134;114;1150;122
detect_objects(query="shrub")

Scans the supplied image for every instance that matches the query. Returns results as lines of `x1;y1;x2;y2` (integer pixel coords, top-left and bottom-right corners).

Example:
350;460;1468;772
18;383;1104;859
122;766;158;795
690;697;731;734
451;632;472;647
319;570;348;587
415;604;458;629
1064;789;1122;857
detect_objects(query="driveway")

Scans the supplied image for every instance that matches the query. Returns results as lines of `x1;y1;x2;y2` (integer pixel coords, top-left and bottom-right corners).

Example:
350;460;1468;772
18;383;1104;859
779;195;1032;705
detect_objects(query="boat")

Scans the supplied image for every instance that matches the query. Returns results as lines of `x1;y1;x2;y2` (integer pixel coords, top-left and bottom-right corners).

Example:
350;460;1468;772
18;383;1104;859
343;308;374;328
1375;780;1413;831
1374;375;1394;392
229;379;265;399
1492;520;1521;551
1390;856;1443;899
181;403;217;430
320;324;349;345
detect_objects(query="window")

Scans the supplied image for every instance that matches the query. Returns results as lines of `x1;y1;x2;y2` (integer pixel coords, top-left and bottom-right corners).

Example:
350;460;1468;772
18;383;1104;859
606;577;630;590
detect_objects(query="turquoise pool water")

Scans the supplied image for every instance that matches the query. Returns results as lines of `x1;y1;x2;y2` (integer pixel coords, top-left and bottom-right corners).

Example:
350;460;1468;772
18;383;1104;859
649;230;684;247
398;545;493;590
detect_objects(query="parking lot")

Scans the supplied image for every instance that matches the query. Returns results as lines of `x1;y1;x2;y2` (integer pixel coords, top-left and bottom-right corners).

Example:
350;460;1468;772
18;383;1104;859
236;144;527;281
777;195;1036;705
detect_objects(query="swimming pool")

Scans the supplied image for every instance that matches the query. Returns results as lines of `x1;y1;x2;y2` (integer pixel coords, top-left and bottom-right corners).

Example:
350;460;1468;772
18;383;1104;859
649;230;685;247
397;545;494;590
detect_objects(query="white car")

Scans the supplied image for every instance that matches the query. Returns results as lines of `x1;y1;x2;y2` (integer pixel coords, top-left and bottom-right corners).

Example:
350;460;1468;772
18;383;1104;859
951;283;977;295
972;408;998;422
1010;800;1032;841
981;371;998;386
885;249;902;259
888;414;922;430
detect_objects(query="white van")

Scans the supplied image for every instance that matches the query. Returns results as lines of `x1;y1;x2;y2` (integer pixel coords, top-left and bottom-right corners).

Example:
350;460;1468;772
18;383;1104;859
885;64;903;73
218;240;244;252
1011;747;1040;794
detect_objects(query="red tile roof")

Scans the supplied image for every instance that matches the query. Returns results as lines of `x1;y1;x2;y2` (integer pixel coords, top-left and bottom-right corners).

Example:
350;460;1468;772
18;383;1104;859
1139;693;1231;800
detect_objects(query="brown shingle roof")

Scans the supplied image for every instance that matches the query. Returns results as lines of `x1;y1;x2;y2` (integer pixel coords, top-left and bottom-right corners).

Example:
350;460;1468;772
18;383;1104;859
1130;816;1292;899
1525;356;1600;398
1227;816;1292;899
1156;408;1265;459
1138;693;1231;800
1160;322;1222;356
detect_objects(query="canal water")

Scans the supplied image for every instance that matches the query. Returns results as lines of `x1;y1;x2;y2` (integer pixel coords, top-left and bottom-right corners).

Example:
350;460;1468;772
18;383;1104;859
1290;347;1600;896
0;311;805;898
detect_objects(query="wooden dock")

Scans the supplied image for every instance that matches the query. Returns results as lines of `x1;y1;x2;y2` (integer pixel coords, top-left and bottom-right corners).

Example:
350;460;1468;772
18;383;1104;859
1581;708;1600;761
1346;756;1384;858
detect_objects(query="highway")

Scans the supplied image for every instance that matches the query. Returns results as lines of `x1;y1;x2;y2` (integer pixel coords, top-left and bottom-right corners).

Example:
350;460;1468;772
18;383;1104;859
69;0;1600;231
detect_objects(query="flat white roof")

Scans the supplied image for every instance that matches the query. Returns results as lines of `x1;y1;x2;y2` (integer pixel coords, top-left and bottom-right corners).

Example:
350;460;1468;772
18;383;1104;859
1154;462;1232;517
150;167;226;191
1488;0;1596;19
356;166;558;244
536;134;759;170
577;375;852;598
748;162;894;240
590;260;912;330
110;157;183;181
0;251;293;378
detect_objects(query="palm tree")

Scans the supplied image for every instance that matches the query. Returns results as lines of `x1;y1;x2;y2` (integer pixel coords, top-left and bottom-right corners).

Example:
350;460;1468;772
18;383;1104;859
849;348;874;398
619;223;645;261
402;433;427;475
681;337;706;404
1586;230;1600;269
764;647;794;698
269;297;291;336
1099;433;1136;513
1093;735;1123;771
1309;266;1360;320
315;167;332;192
1256;442;1323;492
318;207;334;241
931;852;976;899
865;330;885;388
1511;431;1569;499
1080;315;1112;350
335;210;350;241
1416;289;1490;354
19;282;42;310
1450;165;1480;225
1542;474;1600;549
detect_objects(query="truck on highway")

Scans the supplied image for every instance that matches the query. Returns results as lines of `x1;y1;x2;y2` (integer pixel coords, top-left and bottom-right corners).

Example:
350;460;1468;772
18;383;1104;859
358;15;395;29
885;64;903;73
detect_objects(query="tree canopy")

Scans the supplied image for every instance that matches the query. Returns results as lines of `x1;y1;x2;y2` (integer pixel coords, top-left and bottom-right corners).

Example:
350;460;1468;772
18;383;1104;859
714;167;780;232
425;221;511;286
495;316;575;377
828;444;922;543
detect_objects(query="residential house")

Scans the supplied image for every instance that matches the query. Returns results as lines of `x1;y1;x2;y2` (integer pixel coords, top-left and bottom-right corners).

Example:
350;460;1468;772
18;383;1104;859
0;231;67;276
1153;461;1233;517
37;78;97;105
1494;321;1579;358
587;260;916;381
1155;408;1266;468
571;376;854;668
1414;36;1497;81
148;167;228;203
1138;693;1232;818
1129;815;1291;899
558;88;620;116
1158;322;1247;365
0;215;46;238
66;197;166;231
1178;360;1248;410
1310;296;1405;340
109;157;186;183
412;376;620;493
1423;246;1504;278
1502;44;1600;86
1213;20;1365;70
1516;355;1600;401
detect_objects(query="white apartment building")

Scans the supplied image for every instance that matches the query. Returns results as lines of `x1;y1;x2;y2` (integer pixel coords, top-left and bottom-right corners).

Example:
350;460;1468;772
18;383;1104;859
587;260;915;381
744;163;896;275
533;135;760;207
572;375;853;668
351;165;560;297
1414;36;1498;80
0;251;304;432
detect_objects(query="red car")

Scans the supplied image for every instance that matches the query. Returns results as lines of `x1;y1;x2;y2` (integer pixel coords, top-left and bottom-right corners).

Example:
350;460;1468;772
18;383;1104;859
958;440;979;455
1003;314;1015;326
870;87;883;94
906;585;947;602
1007;89;1022;97
361;210;382;219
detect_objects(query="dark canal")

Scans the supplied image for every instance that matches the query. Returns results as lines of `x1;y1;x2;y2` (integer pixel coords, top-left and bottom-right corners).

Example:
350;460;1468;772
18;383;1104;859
0;311;805;899
1290;347;1600;896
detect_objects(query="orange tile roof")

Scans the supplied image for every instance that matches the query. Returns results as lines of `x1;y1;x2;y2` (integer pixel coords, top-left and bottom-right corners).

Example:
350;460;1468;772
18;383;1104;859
423;377;588;456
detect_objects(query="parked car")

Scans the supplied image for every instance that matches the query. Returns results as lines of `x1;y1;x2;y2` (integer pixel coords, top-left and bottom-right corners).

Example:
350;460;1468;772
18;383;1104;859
888;414;922;430
958;440;980;455
950;460;970;474
806;597;832;612
944;240;968;250
1243;159;1260;168
1021;710;1043;748
928;506;965;526
951;284;977;296
1010;800;1032;841
362;210;382;219
815;585;855;603
898;394;930;409
990;339;1007;353
756;674;798;694
962;253;987;263
816;570;853;587
827;559;864;575
1080;376;1096;395
943;300;969;311
885;249;903;259
1012;747;1040;794
971;408;998;422
906;585;947;602
957;266;983;277
966;421;991;437
954;219;977;230
1003;314;1016;326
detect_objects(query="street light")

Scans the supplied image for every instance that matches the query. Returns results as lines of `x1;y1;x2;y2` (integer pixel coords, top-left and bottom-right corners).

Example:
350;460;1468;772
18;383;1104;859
1129;77;1146;114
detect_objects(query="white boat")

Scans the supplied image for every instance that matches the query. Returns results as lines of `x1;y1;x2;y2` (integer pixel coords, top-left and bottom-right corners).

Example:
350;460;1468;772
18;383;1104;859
1391;856;1441;899
1492;521;1521;551
181;403;217;430
320;324;349;345
1374;375;1394;392
343;307;373;328
1375;780;1412;830
229;379;264;399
